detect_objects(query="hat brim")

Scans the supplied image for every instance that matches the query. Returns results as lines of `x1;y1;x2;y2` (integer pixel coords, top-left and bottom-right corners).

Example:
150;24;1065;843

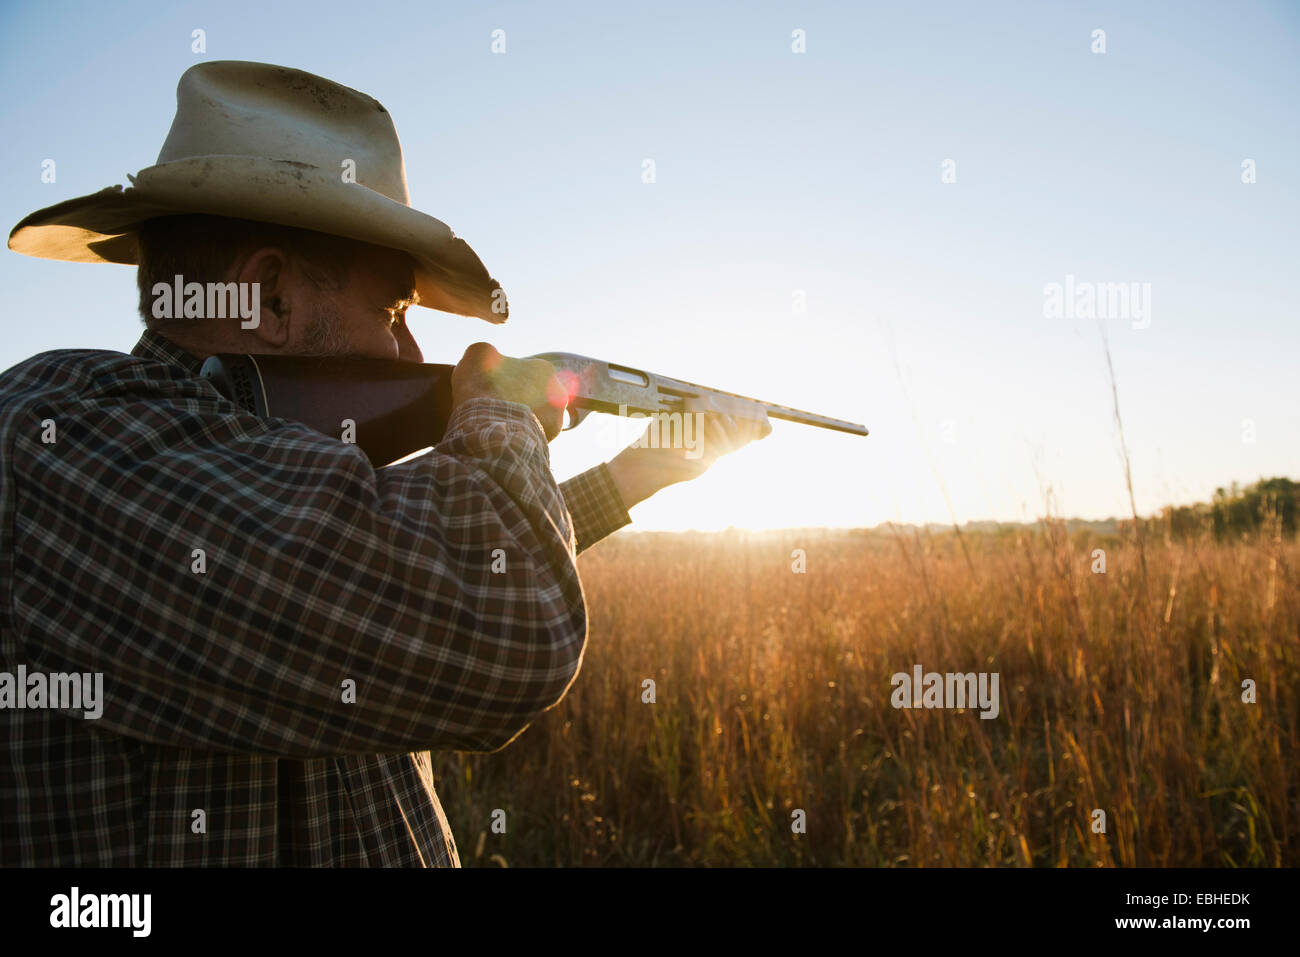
7;156;508;323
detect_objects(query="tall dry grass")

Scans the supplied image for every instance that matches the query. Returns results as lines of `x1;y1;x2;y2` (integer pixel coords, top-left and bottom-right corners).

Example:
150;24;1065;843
433;523;1298;866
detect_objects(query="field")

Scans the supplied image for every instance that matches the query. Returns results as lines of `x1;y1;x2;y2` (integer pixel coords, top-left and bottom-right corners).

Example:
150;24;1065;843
433;524;1298;866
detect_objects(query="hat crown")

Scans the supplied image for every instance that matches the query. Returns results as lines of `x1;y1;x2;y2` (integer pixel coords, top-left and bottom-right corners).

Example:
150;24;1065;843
9;60;507;322
156;61;410;205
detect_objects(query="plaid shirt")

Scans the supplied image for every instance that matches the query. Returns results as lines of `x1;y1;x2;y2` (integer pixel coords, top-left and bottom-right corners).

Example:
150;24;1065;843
0;329;630;866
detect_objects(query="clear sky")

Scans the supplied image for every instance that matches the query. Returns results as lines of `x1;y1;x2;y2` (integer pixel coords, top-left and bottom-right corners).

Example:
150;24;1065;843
1;0;1296;531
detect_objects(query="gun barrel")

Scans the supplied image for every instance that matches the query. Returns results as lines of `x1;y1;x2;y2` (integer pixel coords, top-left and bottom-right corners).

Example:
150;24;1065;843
764;407;869;436
661;378;868;436
533;353;869;437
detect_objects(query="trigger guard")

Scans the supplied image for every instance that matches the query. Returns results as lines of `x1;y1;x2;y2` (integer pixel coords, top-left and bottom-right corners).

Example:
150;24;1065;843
563;406;592;431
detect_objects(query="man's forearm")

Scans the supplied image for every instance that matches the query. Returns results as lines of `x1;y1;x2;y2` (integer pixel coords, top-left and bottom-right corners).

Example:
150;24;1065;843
604;436;722;509
559;462;632;552
605;446;663;511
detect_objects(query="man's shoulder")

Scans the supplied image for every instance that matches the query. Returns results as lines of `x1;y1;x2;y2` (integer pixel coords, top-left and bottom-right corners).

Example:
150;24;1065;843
0;346;196;406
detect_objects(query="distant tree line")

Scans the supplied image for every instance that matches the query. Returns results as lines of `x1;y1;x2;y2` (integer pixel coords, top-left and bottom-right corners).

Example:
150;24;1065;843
1145;477;1297;540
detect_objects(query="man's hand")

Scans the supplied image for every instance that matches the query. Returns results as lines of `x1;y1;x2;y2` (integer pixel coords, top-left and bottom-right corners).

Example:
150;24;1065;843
452;342;567;440
605;396;772;510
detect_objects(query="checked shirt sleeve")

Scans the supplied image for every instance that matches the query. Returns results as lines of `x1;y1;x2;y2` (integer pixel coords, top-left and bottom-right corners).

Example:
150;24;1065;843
559;463;631;554
7;354;589;758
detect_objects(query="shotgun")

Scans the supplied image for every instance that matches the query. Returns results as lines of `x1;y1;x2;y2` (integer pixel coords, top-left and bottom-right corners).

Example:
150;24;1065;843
199;352;868;468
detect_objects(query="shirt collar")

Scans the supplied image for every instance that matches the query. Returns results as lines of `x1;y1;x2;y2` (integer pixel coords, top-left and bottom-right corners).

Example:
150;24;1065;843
130;329;206;377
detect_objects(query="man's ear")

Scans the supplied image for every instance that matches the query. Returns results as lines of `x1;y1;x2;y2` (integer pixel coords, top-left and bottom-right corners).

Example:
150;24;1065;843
235;247;291;348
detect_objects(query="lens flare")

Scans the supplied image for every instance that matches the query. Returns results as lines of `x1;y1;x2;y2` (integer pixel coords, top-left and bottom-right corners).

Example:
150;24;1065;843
549;369;580;409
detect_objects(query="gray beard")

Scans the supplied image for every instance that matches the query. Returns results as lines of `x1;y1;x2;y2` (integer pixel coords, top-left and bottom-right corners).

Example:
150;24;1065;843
299;301;352;356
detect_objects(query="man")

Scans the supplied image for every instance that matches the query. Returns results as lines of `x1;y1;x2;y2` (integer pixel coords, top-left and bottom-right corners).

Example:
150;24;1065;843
0;61;767;866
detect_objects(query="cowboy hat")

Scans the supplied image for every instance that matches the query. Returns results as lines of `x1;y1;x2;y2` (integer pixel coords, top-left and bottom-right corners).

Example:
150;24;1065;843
7;60;508;322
